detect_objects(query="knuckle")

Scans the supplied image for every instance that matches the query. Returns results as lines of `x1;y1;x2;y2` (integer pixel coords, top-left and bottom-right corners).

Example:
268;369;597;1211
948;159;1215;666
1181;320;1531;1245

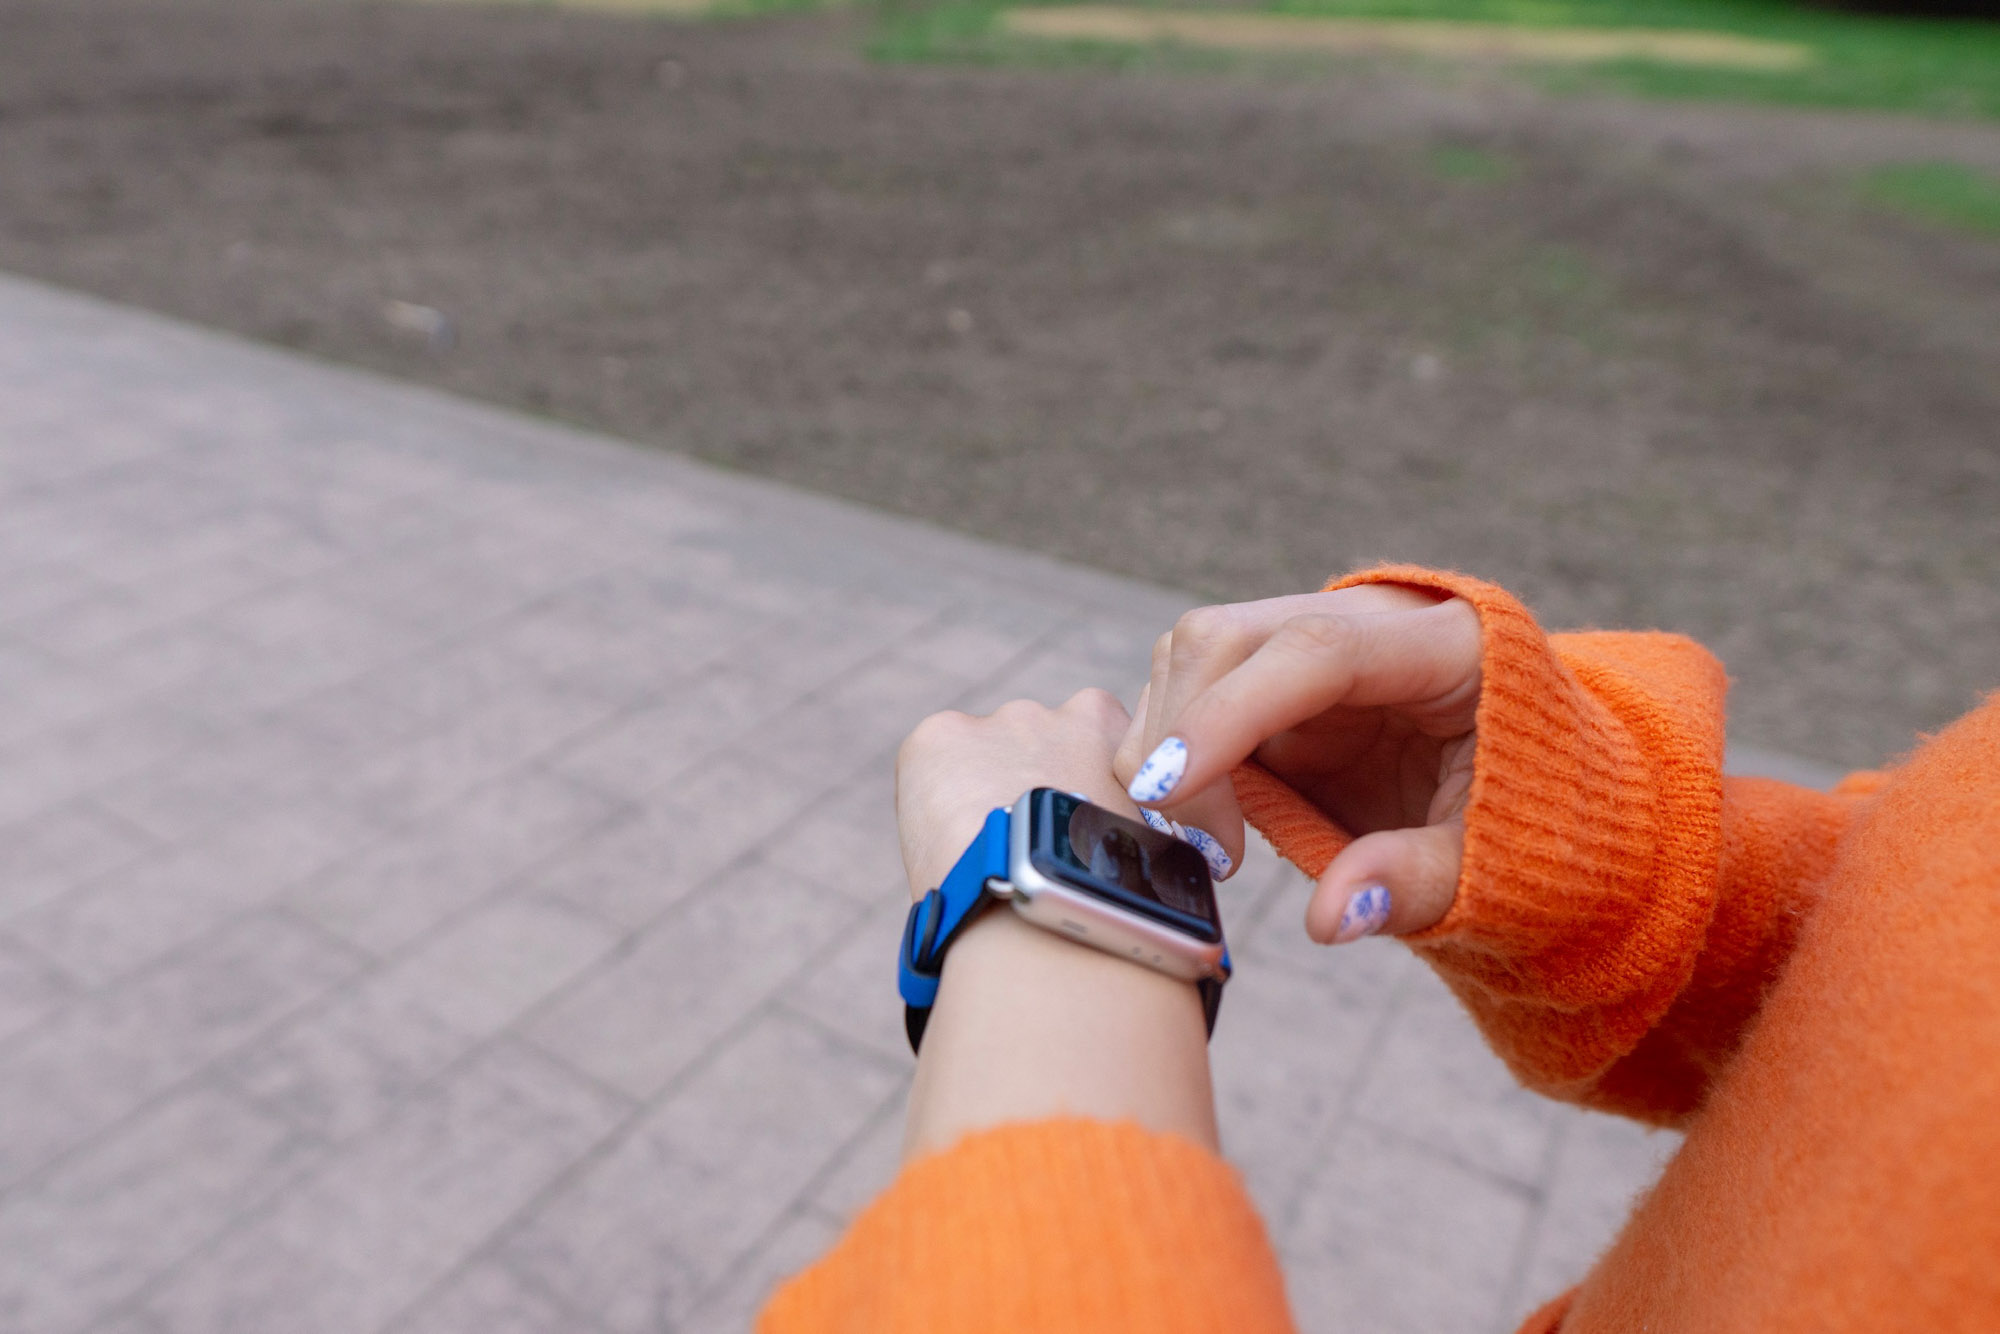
1275;611;1355;656
1064;685;1121;715
1170;605;1237;656
989;697;1043;723
901;709;963;750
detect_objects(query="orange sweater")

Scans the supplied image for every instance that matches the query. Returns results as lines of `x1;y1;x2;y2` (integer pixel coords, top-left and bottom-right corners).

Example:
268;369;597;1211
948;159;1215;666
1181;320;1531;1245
763;567;2000;1333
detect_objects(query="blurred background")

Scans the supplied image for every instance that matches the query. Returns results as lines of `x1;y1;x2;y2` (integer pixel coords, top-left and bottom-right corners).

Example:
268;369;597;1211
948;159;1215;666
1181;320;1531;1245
0;0;1994;1331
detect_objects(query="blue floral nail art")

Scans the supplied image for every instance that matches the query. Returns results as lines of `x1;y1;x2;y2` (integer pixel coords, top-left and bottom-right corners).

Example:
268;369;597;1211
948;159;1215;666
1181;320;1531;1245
1137;806;1175;834
1175;824;1234;880
1127;736;1188;804
1334;882;1391;943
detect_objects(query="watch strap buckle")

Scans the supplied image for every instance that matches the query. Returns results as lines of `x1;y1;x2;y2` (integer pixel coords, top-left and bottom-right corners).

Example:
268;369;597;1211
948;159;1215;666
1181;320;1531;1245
898;806;1012;1049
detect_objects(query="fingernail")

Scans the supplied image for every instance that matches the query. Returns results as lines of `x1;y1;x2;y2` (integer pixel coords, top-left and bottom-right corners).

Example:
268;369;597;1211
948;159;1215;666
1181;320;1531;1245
1175;823;1234;880
1127;737;1188;803
1137;806;1175;834
1333;882;1391;944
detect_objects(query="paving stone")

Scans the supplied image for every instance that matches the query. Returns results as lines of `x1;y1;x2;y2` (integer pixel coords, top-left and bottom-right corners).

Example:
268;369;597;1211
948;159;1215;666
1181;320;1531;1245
354;574;765;726
7;469;236;561
0;934;77;1048
378;895;621;1040
329;685;627;830
222;978;476;1142
761;766;908;906
13;806;375;985
288;771;626;955
93;720;387;845
1353;971;1563;1191
0;1085;319;1334
1283;1119;1537;1334
144;1042;630;1334
142;630;417;732
1515;1111;1679;1315
534;758;826;931
391;1259;611;1334
777;896;912;1064
314;542;609;641
277;490;483;563
0;913;362;1190
79;1309;171;1334
1217;840;1317;944
547;664;788;800
730;653;974;786
889;603;1066;683
684;1208;845;1334
521;861;863;1101
1040;607;1193;676
802;1089;910;1226
0;652;126;750
0;559;114;629
270;676;440;757
500;1012;898;1333
207;579;416;656
8;552;291;660
85;509;348;585
0;700;214;828
950;647;1152;716
498;605;769;714
0;801;156;924
730;606;942;704
1233;862;1424;994
330;635;573;733
83;621;270;721
526;566;775;661
1212;950;1402;1239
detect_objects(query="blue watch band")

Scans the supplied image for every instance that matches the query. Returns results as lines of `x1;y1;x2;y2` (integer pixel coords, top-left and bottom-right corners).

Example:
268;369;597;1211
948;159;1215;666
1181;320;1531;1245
898;805;1013;1053
896;802;1229;1055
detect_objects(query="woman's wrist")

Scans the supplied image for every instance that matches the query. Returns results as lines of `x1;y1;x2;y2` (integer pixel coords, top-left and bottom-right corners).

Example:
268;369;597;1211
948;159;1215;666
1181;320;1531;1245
903;907;1218;1162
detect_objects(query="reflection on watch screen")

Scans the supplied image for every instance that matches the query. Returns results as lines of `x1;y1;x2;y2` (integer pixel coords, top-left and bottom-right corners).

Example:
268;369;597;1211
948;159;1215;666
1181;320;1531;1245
1055;795;1215;925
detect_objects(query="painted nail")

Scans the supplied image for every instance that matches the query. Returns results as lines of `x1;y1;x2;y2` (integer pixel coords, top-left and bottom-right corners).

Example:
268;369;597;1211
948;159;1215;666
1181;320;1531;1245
1137;806;1175;834
1333;882;1392;944
1127;736;1188;804
1175;824;1234;880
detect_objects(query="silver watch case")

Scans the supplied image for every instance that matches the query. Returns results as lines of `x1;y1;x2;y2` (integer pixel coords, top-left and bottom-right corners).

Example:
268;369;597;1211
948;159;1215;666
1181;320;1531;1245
985;791;1229;984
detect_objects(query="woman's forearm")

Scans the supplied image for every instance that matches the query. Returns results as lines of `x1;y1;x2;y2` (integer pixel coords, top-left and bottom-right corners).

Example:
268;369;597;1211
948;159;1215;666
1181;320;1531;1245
904;908;1218;1162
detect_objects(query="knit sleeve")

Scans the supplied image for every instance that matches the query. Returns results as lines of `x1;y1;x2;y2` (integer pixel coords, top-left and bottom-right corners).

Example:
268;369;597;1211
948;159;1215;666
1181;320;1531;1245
1234;566;1873;1126
758;1119;1295;1334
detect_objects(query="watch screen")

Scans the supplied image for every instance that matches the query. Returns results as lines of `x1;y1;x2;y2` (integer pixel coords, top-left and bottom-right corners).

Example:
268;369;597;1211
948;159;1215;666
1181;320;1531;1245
1030;790;1221;942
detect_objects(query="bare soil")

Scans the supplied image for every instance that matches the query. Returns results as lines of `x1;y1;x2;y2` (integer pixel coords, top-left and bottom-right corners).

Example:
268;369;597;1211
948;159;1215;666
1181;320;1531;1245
3;0;1997;766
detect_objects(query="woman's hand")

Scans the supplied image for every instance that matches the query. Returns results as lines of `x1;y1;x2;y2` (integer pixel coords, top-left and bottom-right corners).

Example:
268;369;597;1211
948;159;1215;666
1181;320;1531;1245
1113;584;1482;943
895;688;1140;900
894;689;1218;1160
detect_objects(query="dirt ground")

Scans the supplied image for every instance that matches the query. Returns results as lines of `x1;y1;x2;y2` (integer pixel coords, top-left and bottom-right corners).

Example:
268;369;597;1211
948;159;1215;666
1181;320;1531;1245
3;0;1997;767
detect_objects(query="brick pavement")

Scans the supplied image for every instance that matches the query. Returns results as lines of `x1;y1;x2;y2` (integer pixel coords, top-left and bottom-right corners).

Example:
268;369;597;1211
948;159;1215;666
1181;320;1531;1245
0;274;1827;1333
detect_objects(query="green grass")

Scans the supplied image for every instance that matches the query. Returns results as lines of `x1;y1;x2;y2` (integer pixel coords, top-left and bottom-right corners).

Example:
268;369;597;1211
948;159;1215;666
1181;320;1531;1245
867;0;2000;123
1861;160;2000;237
868;0;1242;68
1428;143;1515;182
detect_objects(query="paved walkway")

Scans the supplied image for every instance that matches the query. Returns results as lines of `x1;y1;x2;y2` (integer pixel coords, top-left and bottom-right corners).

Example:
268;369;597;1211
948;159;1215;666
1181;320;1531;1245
0;273;1820;1333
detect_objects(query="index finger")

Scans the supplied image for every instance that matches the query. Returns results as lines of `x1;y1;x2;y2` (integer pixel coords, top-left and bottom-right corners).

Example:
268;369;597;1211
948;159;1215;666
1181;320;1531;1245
1119;583;1441;785
1124;599;1481;809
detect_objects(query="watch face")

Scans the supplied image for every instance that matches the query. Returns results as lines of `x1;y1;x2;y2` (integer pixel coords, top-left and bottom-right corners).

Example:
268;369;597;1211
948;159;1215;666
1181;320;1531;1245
1028;789;1222;942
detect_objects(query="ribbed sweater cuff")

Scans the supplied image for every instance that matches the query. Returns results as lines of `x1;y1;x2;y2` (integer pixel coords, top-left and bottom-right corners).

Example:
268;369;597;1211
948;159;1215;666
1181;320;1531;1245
1236;566;1726;1092
760;1119;1294;1334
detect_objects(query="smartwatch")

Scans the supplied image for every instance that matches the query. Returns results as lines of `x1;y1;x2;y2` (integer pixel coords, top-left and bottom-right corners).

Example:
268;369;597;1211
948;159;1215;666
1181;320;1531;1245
896;787;1231;1054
